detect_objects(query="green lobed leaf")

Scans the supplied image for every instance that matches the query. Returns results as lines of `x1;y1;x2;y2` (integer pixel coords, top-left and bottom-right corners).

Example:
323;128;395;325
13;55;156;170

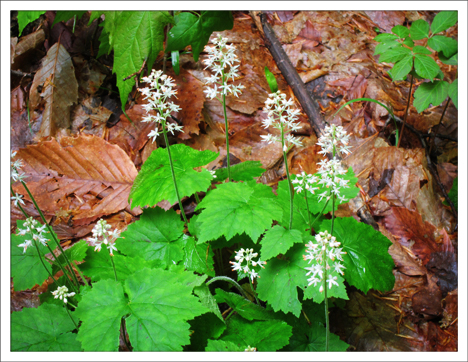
130;143;218;208
391;25;409;38
52;11;87;27
206;339;244;351
196;181;282;243
290;322;349;351
303;274;349;304
260;225;303;260
413;80;449;113
374;33;398;43
431;11;458;34
427;35;458;58
257;243;308;317
182;236;216;276
92;11;123;52
17;11;46;36
11;220;52;291
448;79;458;109
124;268;209;351
75;279;129;351
11;303;82;351
264;66;279;93
118;207;185;268
219;314;292;351
96;28;111;58
388;55;413;81
439;51;458;65
166;11;234;61
379;46;412;63
318;217;395;293
412;45;432;55
113;11;173;110
188;313;226;351
215;289;276;321
80;249;152;282
374;40;401;55
215;160;265;182
410;19;430;40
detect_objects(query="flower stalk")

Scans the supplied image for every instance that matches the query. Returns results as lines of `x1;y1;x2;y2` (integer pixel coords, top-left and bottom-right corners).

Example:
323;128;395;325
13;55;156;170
203;35;245;182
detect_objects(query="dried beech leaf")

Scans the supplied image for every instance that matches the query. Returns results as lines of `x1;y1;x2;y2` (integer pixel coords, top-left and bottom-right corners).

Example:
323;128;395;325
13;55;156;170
29;43;78;138
12;135;140;226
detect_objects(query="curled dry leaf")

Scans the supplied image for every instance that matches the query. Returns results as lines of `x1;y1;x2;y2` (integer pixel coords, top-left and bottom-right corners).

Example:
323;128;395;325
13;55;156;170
29;42;78;138
11;134;140;227
11;29;45;71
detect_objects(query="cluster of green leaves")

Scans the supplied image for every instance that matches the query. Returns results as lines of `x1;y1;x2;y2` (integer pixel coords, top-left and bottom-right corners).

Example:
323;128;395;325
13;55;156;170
374;11;458;112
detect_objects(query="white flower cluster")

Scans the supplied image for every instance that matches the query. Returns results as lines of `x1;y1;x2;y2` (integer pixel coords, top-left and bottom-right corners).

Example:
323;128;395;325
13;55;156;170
230;248;266;282
314;125;352;203
11;150;26;183
139;69;183;142
291;172;319;194
317;124;351;156
16;217;49;253
51;285;76;304
244;346;257;352
203;35;245;100
304;231;346;292
89;219;120;255
260;91;303;152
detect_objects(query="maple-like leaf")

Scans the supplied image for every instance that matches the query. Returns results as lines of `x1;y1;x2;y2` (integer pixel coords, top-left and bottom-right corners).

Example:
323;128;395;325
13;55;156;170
318;217;395;294
290;322;349;351
118;207;185;268
195;181;282;243
260;225;303;260
124;268;208;351
214;161;265;182
11;303;82;351
205;339;244;351
256;244;308;317
11;135;139;226
215;289;276;321
129;143;218;208
218;314;292;351
29;43;78;138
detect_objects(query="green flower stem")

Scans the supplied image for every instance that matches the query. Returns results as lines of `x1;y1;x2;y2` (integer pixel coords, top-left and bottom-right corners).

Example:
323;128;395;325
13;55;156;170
161;124;189;226
31;237;58;286
304;194;313;232
206;276;248;300
281;126;294;230
67;301;78;309
109;251;118;282
17;180;82;289
194;192;201;204
72;260;90;287
249;278;260;305
65;304;78;329
225;309;235;321
221;69;232;182
310;199;329;229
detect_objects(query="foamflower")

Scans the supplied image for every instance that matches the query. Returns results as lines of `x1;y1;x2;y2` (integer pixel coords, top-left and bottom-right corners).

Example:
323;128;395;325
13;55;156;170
230;248;266;282
139;69;183;142
203;35;245;100
89;219;120;256
304;231;346;291
51;285;76;304
260;91;303;151
16;217;49;253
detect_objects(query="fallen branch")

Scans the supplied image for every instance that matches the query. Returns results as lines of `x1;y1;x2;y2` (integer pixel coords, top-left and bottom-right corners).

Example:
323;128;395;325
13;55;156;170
258;12;326;137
